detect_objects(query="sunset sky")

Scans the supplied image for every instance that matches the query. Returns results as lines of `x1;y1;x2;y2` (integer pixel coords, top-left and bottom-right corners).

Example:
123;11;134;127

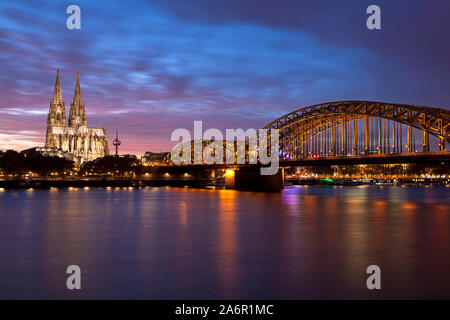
1;0;449;154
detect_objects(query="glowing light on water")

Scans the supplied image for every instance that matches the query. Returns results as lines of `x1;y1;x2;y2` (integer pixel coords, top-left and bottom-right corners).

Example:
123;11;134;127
402;203;418;210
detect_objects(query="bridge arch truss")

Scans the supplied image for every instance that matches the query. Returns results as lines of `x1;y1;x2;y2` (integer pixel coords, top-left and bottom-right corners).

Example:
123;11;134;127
262;101;449;159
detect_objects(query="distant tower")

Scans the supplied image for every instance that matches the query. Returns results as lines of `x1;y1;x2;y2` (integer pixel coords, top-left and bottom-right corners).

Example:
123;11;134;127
113;129;121;156
45;69;67;147
68;72;87;127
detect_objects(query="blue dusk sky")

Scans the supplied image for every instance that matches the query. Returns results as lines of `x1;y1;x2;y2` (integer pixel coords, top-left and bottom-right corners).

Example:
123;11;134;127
0;0;449;153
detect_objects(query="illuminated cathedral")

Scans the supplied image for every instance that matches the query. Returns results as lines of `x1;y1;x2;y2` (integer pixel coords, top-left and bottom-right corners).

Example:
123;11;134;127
45;70;109;163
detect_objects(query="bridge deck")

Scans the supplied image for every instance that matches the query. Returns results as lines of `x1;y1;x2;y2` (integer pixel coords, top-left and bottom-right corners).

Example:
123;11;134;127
159;151;450;169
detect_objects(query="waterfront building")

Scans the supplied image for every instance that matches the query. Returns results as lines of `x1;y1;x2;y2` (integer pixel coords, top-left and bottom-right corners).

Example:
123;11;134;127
20;146;82;166
142;151;170;165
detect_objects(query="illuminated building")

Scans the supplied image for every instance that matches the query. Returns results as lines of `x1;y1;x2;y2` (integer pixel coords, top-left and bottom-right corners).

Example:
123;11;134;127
45;70;109;163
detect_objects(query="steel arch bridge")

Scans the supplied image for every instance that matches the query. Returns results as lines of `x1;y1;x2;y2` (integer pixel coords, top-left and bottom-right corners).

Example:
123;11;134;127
165;101;449;165
261;101;449;159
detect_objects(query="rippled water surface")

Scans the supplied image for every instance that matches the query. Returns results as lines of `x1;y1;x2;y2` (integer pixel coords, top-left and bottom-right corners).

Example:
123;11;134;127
0;185;449;299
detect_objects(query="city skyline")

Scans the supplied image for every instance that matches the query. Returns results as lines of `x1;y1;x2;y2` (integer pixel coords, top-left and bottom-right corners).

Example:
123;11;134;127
0;1;450;303
1;0;450;154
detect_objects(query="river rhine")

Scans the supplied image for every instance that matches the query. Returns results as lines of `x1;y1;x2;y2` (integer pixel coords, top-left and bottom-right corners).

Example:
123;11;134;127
0;185;449;299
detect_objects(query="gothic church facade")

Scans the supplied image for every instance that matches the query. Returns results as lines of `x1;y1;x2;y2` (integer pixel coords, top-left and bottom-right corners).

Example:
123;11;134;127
45;70;109;163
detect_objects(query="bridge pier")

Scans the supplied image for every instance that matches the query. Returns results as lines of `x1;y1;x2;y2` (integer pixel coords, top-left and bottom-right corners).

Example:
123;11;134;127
225;168;284;192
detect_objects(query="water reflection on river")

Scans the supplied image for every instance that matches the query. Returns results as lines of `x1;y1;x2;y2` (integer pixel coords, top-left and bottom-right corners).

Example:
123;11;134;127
0;185;449;299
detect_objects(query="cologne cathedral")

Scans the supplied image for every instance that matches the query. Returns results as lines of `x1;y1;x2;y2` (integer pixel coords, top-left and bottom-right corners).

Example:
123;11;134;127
45;70;109;163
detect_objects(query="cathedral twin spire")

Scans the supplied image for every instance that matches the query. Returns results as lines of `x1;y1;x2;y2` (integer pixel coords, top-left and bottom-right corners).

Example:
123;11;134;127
52;69;63;104
48;70;87;128
69;72;87;127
